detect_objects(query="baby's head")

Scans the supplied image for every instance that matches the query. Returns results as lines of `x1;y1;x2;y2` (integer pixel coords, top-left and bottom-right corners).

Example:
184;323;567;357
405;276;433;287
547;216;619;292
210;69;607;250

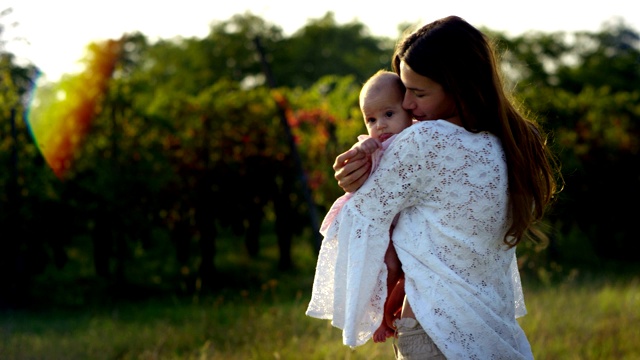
360;70;413;141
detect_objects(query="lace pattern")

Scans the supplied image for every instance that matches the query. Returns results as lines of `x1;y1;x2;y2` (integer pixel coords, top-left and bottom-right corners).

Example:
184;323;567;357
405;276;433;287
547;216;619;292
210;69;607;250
306;120;533;359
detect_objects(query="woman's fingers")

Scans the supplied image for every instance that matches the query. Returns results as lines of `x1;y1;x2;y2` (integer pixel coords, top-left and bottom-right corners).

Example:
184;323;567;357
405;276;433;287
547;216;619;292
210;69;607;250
333;148;360;171
333;148;371;192
336;159;370;192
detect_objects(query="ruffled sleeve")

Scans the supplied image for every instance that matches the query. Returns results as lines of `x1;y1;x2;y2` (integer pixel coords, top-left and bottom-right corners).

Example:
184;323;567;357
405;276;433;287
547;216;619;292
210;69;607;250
319;133;398;237
512;252;527;318
306;125;428;347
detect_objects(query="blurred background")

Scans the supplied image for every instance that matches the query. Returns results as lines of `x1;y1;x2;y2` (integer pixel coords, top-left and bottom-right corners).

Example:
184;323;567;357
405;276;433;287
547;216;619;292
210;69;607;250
0;2;639;359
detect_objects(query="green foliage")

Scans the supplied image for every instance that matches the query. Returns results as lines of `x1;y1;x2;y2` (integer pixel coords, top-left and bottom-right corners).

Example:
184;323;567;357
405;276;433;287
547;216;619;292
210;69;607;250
0;46;58;306
1;11;640;308
270;12;395;88
286;74;365;206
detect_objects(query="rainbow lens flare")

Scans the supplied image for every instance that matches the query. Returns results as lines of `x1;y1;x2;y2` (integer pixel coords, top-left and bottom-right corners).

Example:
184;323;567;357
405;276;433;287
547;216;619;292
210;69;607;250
26;38;122;179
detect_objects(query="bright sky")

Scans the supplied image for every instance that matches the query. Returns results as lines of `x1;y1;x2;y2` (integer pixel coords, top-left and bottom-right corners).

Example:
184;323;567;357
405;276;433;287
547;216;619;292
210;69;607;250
2;0;637;82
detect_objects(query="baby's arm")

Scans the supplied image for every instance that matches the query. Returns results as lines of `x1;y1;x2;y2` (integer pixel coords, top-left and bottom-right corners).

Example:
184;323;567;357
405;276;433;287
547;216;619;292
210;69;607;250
373;225;404;343
373;252;404;343
383;230;404;325
385;276;405;328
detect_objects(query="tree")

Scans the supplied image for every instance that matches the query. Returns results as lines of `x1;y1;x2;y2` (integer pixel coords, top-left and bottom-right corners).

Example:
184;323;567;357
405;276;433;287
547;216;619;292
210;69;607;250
270;12;394;89
6;11;640;307
0;7;52;307
491;20;640;263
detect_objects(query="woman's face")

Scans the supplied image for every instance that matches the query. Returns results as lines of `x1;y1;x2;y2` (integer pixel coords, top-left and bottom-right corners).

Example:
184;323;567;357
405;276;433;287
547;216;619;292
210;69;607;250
399;61;458;123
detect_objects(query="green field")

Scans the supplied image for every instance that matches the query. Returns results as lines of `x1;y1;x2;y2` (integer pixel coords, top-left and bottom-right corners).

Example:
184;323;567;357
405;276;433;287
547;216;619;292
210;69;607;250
1;232;638;360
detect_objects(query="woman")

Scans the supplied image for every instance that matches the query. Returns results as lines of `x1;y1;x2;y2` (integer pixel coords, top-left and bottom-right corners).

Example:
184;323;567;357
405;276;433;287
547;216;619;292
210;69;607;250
306;15;561;359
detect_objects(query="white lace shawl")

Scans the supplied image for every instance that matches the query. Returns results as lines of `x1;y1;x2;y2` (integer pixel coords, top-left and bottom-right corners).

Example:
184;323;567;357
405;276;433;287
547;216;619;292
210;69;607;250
306;120;532;359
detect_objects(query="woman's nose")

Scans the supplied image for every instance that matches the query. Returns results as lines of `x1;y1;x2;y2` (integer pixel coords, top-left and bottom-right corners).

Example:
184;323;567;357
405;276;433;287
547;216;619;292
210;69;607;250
402;92;414;110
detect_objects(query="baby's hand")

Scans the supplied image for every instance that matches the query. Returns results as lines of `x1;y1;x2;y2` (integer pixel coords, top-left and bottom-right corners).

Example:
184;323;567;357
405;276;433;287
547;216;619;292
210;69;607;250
355;138;382;156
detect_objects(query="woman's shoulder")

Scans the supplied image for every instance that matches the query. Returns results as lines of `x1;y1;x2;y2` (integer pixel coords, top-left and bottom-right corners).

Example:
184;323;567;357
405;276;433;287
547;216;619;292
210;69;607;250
416;119;463;131
413;120;497;140
397;120;501;155
402;120;466;139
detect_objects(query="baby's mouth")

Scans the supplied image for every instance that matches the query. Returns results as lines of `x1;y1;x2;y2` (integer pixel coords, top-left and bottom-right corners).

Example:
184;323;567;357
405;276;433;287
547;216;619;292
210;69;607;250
379;133;392;142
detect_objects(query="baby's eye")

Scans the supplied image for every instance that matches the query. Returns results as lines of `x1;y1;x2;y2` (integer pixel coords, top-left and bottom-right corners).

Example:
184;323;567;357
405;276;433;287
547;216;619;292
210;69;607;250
367;117;377;124
385;111;394;118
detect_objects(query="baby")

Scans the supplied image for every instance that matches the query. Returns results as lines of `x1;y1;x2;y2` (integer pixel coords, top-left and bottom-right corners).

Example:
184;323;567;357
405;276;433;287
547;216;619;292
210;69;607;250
320;70;415;343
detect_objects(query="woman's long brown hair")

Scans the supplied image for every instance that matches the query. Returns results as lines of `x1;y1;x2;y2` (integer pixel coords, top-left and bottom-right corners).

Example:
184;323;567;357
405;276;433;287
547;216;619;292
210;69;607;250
393;16;562;247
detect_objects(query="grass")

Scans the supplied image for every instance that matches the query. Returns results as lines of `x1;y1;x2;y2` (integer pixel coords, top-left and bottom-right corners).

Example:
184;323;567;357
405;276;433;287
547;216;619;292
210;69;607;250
520;272;640;360
0;229;639;359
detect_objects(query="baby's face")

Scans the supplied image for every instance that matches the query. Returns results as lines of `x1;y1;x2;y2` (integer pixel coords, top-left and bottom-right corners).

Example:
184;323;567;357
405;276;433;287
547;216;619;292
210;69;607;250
362;88;413;142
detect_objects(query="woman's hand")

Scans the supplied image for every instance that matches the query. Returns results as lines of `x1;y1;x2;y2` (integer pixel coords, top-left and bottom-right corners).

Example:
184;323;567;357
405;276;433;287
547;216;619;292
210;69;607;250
333;147;371;193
